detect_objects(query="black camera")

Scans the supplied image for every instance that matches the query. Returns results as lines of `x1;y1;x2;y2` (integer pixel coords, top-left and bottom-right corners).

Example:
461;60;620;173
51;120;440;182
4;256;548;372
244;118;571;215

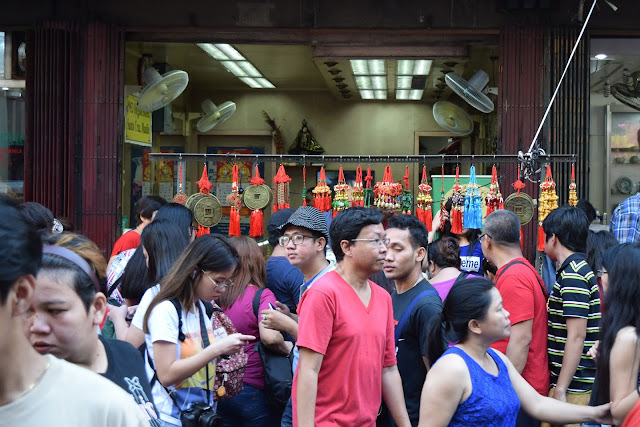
180;402;223;427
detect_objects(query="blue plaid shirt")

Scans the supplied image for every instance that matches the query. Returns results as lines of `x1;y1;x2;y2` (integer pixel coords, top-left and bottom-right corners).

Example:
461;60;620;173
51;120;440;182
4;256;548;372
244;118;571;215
610;192;640;243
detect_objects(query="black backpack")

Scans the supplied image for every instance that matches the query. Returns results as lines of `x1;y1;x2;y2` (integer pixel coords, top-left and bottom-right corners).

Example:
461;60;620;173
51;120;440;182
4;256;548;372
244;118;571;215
252;288;294;410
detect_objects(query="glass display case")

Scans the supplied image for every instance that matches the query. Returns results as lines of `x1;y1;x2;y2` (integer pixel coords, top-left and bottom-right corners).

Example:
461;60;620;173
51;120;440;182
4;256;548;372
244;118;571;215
605;105;640;216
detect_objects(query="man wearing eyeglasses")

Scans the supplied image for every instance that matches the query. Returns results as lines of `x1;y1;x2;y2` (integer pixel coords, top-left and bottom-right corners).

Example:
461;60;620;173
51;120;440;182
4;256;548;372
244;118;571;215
483;210;549;427
260;206;334;427
293;207;411;427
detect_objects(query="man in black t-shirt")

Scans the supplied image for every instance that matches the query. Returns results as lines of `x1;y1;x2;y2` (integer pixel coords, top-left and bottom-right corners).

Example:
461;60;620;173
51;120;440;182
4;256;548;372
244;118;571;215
381;215;443;427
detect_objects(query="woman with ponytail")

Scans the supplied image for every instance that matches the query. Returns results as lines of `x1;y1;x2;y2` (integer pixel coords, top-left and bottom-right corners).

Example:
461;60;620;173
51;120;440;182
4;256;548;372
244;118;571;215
419;278;611;427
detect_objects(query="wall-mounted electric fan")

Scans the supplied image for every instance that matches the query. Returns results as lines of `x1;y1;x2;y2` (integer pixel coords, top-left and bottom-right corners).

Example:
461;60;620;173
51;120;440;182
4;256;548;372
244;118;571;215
445;70;494;113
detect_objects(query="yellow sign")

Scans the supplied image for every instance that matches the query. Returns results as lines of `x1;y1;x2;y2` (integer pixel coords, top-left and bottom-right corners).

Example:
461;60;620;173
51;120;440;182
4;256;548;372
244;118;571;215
125;94;152;146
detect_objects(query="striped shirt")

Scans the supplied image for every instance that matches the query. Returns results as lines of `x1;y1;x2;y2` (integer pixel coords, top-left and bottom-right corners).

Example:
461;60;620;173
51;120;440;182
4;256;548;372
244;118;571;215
547;253;601;393
610;192;640;243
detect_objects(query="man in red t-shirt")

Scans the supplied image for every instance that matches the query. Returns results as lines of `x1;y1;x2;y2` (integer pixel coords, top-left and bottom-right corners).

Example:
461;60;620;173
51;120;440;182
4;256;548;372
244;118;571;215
483;210;550;427
293;207;410;427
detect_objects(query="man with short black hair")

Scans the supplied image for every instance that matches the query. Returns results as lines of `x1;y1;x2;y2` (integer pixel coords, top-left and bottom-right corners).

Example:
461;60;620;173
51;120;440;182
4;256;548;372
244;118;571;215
382;215;442;426
0;201;146;427
483;210;549;427
542;206;601;427
293;207;410;427
265;208;304;313
260;206;334;427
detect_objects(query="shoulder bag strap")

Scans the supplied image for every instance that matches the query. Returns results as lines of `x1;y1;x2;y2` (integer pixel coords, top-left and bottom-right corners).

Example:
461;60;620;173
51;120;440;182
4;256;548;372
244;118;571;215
252;288;266;319
495;260;548;299
196;302;212;403
394;289;438;345
106;276;122;298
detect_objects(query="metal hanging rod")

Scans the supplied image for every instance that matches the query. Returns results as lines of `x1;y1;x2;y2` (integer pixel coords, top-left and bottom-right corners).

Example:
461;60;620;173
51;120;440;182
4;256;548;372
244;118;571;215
149;153;577;164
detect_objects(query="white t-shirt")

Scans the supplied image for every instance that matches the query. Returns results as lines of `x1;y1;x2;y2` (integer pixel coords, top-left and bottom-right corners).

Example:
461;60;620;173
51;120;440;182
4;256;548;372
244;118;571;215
131;284;161;331
145;299;218;426
0;355;147;427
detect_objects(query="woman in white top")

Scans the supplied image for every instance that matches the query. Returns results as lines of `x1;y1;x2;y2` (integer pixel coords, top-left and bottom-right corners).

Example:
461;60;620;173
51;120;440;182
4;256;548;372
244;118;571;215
142;234;254;426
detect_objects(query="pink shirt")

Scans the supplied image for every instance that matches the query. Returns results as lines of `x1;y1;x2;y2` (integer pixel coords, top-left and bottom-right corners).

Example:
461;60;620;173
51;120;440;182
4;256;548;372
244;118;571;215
221;286;277;389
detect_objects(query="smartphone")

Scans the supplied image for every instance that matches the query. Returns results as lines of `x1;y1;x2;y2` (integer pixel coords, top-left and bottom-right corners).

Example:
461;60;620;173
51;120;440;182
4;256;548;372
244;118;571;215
268;302;276;310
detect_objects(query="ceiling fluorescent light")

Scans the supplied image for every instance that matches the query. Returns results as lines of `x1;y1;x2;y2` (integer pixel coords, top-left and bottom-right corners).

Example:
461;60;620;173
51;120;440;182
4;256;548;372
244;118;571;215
374;90;387;100
351;60;369;75
594;53;608;60
360;90;374;99
396;76;413;89
368;60;385;75
215;44;244;61
413;60;432;75
221;61;245;76
255;77;275;88
397;60;414;75
237;61;261;77
355;76;372;89
197;43;229;60
372;76;386;90
409;90;424;100
240;77;261;88
396;90;409;100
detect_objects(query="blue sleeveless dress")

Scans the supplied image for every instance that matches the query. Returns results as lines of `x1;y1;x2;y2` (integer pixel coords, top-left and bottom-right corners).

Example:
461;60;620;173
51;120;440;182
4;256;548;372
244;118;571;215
446;346;520;427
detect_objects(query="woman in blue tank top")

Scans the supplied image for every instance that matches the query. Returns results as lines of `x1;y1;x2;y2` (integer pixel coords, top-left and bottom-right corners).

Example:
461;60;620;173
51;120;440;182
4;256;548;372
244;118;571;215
419;278;612;427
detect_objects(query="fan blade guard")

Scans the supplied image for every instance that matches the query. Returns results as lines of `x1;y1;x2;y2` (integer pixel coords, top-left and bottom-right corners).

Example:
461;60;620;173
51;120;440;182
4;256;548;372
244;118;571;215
432;101;474;136
445;71;494;113
137;68;189;112
197;100;237;132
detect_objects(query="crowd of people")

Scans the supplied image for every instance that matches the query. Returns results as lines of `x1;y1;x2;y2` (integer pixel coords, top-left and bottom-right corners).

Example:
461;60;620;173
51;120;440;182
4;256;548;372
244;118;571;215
0;189;639;427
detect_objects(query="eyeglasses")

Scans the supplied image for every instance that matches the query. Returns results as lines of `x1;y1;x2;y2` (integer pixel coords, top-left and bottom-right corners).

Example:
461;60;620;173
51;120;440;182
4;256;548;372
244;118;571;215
279;234;316;247
350;238;391;248
479;233;491;241
597;269;608;277
201;269;234;290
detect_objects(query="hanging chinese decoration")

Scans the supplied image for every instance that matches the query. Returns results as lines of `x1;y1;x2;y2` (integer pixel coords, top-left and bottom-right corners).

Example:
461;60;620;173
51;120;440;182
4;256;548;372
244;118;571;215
374;165;402;210
351;166;364;207
313;167;332;212
537;165;559;251
364;166;374;208
503;167;533;250
244;165;272;238
301;165;307;206
173;162;187;205
401;166;413;215
416;166;433;231
568;164;578;207
331;166;350;217
439;164;446;231
226;164;242;236
450;166;464;235
485;165;504;216
190;164;223;237
463;165;483;229
273;164;291;212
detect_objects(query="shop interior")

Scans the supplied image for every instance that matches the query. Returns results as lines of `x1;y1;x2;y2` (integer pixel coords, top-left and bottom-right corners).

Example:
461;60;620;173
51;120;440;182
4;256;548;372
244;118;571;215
122;39;500;233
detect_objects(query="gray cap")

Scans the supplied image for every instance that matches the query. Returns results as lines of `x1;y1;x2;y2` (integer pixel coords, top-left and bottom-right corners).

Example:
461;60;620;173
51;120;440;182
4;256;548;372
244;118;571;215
278;206;329;241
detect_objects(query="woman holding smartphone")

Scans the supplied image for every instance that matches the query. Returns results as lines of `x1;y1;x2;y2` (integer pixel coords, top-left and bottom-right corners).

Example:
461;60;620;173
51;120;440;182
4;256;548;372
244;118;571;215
143;234;254;426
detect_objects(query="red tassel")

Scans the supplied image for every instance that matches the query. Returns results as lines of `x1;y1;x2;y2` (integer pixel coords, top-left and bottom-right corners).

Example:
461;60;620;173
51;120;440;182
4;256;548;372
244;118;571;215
537;223;545;252
520;228;524;251
416;206;424;222
424;208;433;232
196;225;210;237
229;207;241;236
249;209;263;237
451;209;463;234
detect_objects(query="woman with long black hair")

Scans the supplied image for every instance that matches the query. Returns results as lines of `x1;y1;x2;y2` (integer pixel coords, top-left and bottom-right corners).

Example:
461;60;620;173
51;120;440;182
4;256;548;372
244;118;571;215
595;243;640;426
419;278;611;427
142;234;254;426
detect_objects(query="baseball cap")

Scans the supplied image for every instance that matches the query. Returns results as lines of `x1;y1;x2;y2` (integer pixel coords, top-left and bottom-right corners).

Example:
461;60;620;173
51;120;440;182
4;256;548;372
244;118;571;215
267;208;295;235
278;206;329;241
